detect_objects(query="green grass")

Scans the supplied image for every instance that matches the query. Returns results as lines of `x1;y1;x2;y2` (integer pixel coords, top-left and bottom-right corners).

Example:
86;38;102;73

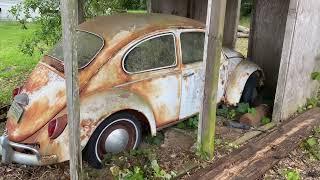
239;16;251;28
0;21;41;106
127;10;147;14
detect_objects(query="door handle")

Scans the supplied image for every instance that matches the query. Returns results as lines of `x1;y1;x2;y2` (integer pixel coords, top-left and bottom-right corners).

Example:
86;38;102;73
183;72;195;78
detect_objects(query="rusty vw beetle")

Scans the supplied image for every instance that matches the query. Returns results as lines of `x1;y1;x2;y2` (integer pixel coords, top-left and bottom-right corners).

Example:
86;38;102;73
0;14;263;167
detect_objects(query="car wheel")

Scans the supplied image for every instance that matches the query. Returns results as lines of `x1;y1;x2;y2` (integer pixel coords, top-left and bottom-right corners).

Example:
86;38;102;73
83;112;141;168
241;72;259;105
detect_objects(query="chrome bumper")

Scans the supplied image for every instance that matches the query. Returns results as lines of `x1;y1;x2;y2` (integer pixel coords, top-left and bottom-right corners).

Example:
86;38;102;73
0;135;57;165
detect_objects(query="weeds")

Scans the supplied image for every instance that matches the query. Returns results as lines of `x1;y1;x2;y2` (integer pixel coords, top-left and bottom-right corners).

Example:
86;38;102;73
311;71;320;81
301;127;320;161
261;116;271;125
151;160;176;179
296;94;320;114
283;168;301;180
82;148;176;179
144;132;164;145
177;115;199;129
217;103;257;120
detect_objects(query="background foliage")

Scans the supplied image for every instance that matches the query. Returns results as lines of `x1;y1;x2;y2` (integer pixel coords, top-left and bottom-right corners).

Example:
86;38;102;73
10;0;146;56
240;0;253;16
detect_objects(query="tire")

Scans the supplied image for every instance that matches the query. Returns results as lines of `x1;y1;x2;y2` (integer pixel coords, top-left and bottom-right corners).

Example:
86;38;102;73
83;112;142;168
241;72;259;105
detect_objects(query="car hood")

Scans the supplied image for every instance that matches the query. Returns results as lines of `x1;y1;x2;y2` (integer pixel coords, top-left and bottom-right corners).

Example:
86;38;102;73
6;62;66;142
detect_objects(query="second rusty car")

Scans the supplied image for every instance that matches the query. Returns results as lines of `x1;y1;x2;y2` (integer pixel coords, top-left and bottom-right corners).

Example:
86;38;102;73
0;14;263;168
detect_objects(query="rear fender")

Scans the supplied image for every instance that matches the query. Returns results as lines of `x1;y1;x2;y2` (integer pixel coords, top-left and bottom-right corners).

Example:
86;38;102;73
79;89;156;148
225;60;263;105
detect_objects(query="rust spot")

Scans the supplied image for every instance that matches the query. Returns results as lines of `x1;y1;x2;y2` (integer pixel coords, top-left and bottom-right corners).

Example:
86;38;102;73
42;56;65;73
24;64;49;93
80;119;96;138
56;90;65;99
156;104;171;126
23;98;50;124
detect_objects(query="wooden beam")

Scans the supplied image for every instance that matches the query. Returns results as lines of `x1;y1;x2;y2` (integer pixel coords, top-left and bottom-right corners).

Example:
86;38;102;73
198;0;227;158
60;0;82;179
223;0;241;48
190;108;320;179
147;0;152;13
247;0;290;97
77;0;85;24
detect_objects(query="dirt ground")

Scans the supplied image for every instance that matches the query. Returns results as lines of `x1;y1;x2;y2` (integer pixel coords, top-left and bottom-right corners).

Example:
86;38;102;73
263;146;320;180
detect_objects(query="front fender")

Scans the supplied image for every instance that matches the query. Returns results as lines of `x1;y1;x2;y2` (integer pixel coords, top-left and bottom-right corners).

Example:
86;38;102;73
225;60;263;105
79;89;157;147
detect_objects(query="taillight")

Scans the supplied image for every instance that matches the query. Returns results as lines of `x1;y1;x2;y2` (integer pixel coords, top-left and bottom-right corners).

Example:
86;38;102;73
48;119;57;138
12;86;22;98
48;114;68;139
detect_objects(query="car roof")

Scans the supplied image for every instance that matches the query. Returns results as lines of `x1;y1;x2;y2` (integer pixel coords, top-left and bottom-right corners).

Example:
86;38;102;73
78;13;205;43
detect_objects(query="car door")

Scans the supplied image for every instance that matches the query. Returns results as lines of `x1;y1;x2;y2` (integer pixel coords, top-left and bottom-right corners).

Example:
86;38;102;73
179;30;205;119
122;32;181;127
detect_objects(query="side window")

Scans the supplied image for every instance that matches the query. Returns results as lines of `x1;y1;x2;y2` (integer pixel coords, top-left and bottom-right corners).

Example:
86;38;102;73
180;32;205;64
124;34;176;73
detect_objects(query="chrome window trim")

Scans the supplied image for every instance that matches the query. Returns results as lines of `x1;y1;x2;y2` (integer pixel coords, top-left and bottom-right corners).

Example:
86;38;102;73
178;29;206;65
122;32;178;74
47;29;105;70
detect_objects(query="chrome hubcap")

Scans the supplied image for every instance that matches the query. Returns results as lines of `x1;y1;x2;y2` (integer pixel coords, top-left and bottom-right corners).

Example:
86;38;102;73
104;128;129;153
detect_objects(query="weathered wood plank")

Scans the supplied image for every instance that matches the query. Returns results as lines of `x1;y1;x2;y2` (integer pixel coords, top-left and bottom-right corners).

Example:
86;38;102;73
232;122;276;146
147;0;151;13
272;0;300;123
190;108;320;180
198;0;227;158
77;0;85;24
151;0;208;22
223;0;241;48
248;0;290;96
273;0;320;122
60;0;82;179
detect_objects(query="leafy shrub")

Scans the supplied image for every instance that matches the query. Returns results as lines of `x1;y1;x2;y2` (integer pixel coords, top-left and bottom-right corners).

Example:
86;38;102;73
144;132;164;145
218;103;257;120
311;71;320;81
177;115;199;129
261;116;271;125
302;137;320;160
283;169;301;180
241;0;253;17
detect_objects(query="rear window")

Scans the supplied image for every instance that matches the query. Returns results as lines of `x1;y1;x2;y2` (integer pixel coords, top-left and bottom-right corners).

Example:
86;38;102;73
48;31;104;68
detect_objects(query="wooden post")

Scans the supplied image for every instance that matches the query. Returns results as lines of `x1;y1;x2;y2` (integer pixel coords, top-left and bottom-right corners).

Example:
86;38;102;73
223;0;241;48
198;0;227;158
78;0;85;24
147;0;152;13
247;0;290;96
60;0;82;179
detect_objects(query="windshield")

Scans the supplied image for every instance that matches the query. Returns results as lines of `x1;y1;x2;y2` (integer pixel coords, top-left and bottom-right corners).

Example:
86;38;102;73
48;31;104;68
